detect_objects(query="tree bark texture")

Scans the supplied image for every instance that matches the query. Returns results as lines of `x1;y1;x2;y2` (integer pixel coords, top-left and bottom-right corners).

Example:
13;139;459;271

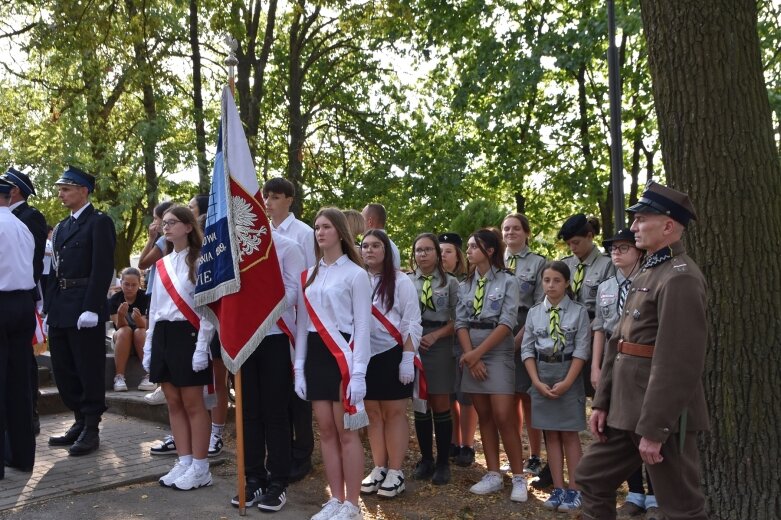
640;2;781;519
189;0;209;193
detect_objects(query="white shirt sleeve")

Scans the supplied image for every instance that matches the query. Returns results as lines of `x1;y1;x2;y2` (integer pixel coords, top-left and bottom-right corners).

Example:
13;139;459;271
350;268;372;375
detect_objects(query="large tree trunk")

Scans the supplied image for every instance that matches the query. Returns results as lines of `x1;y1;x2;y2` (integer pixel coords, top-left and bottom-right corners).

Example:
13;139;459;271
189;0;209;193
640;2;781;519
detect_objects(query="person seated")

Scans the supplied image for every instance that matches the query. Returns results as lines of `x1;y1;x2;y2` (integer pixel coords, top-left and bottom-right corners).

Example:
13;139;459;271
109;267;154;391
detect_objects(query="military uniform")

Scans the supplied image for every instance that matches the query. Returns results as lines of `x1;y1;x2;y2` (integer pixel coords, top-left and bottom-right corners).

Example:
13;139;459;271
576;183;709;520
44;167;116;456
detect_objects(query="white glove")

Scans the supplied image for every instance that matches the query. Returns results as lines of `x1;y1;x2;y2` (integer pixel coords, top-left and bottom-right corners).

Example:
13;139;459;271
42;315;49;336
347;373;366;406
142;343;152;373
294;368;307;400
399;351;415;385
192;349;209;372
77;311;99;330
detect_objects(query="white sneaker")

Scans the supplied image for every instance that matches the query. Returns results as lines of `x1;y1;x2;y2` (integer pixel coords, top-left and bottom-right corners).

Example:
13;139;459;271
469;471;503;495
171;462;212;490
113;374;128;392
144;386;166;405
311;498;343;520
138;375;156;391
377;469;405;498
511;474;528;502
360;466;387;494
333;500;363;520
208;434;223;457
159;460;190;487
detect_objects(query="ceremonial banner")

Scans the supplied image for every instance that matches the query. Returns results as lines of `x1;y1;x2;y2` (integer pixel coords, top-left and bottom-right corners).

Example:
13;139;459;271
195;86;285;373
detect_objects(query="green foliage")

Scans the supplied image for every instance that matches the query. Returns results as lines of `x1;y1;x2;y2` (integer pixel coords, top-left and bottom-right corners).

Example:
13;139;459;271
449;199;508;241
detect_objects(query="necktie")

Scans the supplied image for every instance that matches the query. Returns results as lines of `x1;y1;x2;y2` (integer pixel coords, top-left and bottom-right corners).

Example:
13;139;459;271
572;263;585;294
473;277;487;316
507;254;520;273
420;275;435;312
549;306;564;355
618;279;631;313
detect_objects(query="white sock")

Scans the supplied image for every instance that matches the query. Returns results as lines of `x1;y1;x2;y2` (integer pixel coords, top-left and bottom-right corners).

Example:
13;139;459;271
179;455;193;466
192;458;209;473
211;423;224;437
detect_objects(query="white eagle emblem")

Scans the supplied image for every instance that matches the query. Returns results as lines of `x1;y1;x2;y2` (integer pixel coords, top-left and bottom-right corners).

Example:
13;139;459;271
231;195;266;261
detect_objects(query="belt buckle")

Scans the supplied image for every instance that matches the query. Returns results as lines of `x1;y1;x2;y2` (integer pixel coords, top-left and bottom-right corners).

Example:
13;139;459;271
58;279;66;289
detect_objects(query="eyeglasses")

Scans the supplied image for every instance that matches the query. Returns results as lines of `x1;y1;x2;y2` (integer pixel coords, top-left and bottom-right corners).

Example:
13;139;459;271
414;247;436;256
610;244;635;254
161;219;181;228
360;242;384;251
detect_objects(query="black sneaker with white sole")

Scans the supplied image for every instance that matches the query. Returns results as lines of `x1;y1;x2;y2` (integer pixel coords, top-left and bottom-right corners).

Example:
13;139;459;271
150;435;176;456
258;483;287;512
231;477;265;507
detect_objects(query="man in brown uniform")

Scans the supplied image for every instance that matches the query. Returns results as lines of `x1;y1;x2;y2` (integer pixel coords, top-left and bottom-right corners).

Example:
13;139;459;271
575;181;709;520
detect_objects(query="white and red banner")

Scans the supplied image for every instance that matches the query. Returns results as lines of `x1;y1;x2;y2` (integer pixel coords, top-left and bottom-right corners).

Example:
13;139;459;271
194;86;285;374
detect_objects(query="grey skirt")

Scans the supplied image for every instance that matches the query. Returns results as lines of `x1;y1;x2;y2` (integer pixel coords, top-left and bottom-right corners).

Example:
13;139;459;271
460;327;515;395
419;327;456;395
529;359;586;432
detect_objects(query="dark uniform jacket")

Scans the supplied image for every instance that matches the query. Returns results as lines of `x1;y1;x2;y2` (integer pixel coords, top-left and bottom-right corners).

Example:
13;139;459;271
44;204;116;327
593;240;709;443
13;201;47;285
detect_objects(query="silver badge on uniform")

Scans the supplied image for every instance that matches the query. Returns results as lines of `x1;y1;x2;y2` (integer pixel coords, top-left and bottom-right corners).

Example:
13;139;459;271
632;309;641;319
437;296;446;307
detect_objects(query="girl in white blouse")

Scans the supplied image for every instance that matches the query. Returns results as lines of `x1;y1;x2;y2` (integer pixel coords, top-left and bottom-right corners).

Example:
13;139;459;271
294;208;371;520
143;206;215;491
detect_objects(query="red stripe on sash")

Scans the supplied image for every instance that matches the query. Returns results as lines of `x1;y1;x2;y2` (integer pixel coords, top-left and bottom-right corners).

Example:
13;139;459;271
277;319;295;347
157;258;200;331
300;271;355;415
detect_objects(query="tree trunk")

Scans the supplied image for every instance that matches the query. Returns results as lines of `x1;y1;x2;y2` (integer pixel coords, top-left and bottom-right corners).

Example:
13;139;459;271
189;0;209;192
640;2;781;519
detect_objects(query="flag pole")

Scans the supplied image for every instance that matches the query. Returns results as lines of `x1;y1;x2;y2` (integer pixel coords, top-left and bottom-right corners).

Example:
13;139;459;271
224;35;247;517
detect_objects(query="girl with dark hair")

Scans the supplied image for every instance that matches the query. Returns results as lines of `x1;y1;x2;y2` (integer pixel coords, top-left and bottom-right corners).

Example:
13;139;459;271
501;213;546;476
188;194;209;219
143;205;215;491
521;260;590;513
294;208;371;520
359;229;421;499
406;233;459;484
455;229;527;502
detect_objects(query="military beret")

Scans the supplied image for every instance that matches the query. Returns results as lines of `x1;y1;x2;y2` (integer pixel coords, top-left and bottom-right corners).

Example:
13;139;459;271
557;213;588;241
438;232;463;249
603;228;636;248
627;180;697;226
2;167;36;197
55;165;96;193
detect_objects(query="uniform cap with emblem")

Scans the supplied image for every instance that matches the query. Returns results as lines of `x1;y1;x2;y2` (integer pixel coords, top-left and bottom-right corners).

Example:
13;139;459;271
557;213;589;241
603;228;636;248
55;165;96;193
2;167;36;198
438;232;463;249
0;178;14;195
626;180;697;226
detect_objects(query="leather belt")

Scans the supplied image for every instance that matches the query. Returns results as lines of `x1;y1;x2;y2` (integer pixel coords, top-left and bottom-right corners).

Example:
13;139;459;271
618;339;654;358
468;321;497;330
58;277;90;289
421;320;448;328
537;352;574;363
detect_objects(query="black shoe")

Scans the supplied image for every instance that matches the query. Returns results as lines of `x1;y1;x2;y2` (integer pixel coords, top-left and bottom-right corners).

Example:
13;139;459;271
449;444;460;459
68;428;100;456
32;413;40;436
413;458;435;480
231;477;265;507
288;458;312;483
523;455;542;476
455;446;475;467
531;463;553;490
431;464;451;485
48;421;84;446
258;483;287;512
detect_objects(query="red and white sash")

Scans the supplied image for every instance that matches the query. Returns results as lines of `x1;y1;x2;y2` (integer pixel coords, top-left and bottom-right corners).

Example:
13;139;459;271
157;256;216;404
32;309;46;346
301;271;368;430
371;305;428;413
277;317;296;365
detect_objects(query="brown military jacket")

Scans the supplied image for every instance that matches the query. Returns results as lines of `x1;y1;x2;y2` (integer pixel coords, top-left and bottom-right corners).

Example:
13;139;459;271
593;240;709;443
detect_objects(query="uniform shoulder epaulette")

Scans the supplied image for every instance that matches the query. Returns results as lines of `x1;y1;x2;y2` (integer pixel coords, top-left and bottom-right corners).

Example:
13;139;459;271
559;254;575;262
530;301;545;310
500;268;515;276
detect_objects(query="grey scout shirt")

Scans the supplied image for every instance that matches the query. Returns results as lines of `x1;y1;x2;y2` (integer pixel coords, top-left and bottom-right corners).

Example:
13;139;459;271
560;245;615;316
520;295;591;362
504;245;546;310
455;266;519;332
591;270;634;338
409;268;459;323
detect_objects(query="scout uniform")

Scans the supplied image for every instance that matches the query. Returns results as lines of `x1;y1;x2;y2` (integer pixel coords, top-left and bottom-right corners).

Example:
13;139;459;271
559;245;615;320
576;182;709;520
44;166;116;456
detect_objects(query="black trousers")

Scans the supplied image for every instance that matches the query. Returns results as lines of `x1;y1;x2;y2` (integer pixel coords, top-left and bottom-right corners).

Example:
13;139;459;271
49;325;107;418
1;290;36;477
241;334;292;484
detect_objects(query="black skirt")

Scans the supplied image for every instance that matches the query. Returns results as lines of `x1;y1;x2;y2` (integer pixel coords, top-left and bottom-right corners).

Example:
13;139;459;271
150;320;213;387
366;344;413;401
304;331;343;402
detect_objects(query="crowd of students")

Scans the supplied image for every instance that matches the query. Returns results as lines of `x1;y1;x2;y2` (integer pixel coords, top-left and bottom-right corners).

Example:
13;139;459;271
131;177;657;519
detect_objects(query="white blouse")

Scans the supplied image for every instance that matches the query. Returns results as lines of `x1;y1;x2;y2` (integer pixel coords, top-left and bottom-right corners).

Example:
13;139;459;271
369;271;422;356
